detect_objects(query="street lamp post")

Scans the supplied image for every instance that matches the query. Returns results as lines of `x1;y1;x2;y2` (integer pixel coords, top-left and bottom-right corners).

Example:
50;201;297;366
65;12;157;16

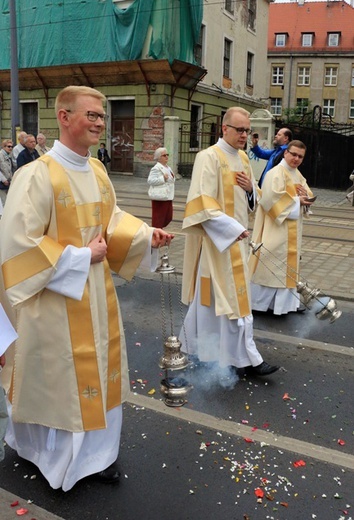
9;0;20;144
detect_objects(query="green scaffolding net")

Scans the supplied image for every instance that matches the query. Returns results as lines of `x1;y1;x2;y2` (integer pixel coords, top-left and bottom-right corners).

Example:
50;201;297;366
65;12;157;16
0;0;203;69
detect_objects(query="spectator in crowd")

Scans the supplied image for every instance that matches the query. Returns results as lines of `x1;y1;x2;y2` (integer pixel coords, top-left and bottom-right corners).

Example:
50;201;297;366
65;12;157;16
147;147;175;228
97;142;111;167
180;107;279;377
249;140;314;315
0;85;173;491
12;131;27;167
251;128;292;188
16;134;40;167
0;140;15;206
35;133;51;156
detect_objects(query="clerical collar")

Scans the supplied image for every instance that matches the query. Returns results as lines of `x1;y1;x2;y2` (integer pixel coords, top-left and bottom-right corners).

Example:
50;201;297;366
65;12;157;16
47;140;91;172
280;158;297;174
216;138;240;156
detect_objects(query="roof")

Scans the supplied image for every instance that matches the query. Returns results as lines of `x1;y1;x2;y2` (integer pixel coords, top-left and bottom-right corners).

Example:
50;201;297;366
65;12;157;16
268;1;354;52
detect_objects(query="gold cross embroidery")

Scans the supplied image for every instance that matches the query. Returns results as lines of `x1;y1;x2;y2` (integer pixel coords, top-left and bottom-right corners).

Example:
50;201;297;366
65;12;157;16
92;206;101;221
109;369;120;384
57;189;72;208
82;386;99;400
101;185;110;203
237;286;247;297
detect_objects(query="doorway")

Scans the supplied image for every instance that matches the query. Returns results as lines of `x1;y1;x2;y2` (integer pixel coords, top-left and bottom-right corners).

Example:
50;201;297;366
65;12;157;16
110;100;135;173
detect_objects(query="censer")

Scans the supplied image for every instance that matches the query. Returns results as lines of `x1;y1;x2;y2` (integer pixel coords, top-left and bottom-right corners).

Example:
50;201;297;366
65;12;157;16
249;241;342;323
156;248;192;407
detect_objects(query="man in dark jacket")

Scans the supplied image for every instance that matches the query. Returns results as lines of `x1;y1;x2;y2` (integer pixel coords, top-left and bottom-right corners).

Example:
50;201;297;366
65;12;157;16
16;134;40;167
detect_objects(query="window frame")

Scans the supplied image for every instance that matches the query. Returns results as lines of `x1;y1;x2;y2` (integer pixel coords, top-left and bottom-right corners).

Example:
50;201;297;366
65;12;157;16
327;33;340;47
270;98;282;116
301;33;313;47
297;66;311;86
223;38;232;79
272;66;284;86
224;0;234;15
323;99;335;117
349;100;354;119
324;66;338;87
246;52;254;87
275;34;286;47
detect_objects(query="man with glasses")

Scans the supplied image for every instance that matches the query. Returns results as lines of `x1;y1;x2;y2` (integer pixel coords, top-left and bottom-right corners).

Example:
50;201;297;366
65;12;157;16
0;139;15;206
181;107;279;379
251;127;293;188
0;85;173;491
249;140;314;315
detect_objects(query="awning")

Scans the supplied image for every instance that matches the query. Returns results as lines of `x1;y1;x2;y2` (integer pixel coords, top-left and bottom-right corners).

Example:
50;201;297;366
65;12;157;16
0;59;207;104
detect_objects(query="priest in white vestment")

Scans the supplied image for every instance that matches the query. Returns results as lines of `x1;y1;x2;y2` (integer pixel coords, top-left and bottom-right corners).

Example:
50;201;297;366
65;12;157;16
180;107;279;378
0;86;173;491
249;140;314;315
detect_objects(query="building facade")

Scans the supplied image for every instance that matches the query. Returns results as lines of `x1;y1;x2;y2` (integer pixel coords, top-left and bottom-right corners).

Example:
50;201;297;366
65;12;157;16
267;0;354;123
0;0;270;176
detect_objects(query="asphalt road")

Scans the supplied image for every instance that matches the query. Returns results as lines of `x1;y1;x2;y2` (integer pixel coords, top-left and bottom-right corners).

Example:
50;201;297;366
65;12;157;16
1;276;352;520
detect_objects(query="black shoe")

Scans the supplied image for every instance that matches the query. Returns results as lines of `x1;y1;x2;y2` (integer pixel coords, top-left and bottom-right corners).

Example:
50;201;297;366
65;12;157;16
297;303;307;313
252;361;280;376
96;461;121;484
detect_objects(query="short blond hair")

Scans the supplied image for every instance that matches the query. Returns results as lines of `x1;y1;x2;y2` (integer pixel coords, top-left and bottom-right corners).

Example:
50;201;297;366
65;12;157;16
2;139;13;148
55;86;106;115
223;107;250;126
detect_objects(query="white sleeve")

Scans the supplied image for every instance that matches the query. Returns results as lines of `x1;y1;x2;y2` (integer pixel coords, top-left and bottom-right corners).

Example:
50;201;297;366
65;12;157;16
140;230;159;272
47;245;91;301
202;215;246;253
287;197;300;220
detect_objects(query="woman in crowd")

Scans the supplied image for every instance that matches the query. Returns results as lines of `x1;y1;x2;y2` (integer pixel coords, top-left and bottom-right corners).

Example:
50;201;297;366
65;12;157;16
147;147;175;228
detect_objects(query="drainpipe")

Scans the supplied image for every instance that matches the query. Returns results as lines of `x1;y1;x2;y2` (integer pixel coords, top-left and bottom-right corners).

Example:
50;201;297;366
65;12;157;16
10;0;20;143
287;54;293;122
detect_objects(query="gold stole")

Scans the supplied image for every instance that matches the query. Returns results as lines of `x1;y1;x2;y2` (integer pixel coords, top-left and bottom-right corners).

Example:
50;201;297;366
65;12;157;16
284;174;298;288
200;147;251;317
39;155;122;430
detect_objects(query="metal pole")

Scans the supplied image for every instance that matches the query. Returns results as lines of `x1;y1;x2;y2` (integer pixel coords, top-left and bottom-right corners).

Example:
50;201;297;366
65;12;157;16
9;0;20;144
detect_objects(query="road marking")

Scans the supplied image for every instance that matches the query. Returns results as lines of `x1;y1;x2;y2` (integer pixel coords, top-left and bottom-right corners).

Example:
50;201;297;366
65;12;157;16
128;392;354;471
253;329;354;356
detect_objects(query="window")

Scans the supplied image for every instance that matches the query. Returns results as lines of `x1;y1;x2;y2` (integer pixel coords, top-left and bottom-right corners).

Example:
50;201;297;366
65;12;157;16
21;102;38;136
272;66;284;85
302;33;313;47
190;104;202;149
248;0;256;31
223;39;232;78
324;67;338;86
225;0;234;15
275;34;286;47
194;24;205;67
297;66;310;86
351;67;354;87
296;98;309;116
323;99;335;117
350;100;354;119
270;98;282;116
246;52;254;86
328;33;340;47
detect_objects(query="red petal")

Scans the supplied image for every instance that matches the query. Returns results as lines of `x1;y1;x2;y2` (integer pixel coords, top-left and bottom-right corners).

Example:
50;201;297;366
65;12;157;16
254;488;264;498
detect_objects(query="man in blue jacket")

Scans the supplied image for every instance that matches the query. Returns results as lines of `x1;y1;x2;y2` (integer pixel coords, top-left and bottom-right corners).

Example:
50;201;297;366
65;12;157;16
251;127;292;188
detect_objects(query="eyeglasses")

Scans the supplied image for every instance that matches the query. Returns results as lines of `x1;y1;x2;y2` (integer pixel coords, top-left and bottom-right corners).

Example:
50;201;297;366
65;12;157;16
287;150;304;160
5;145;13;148
160;154;169;157
226;125;252;135
65;110;108;122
